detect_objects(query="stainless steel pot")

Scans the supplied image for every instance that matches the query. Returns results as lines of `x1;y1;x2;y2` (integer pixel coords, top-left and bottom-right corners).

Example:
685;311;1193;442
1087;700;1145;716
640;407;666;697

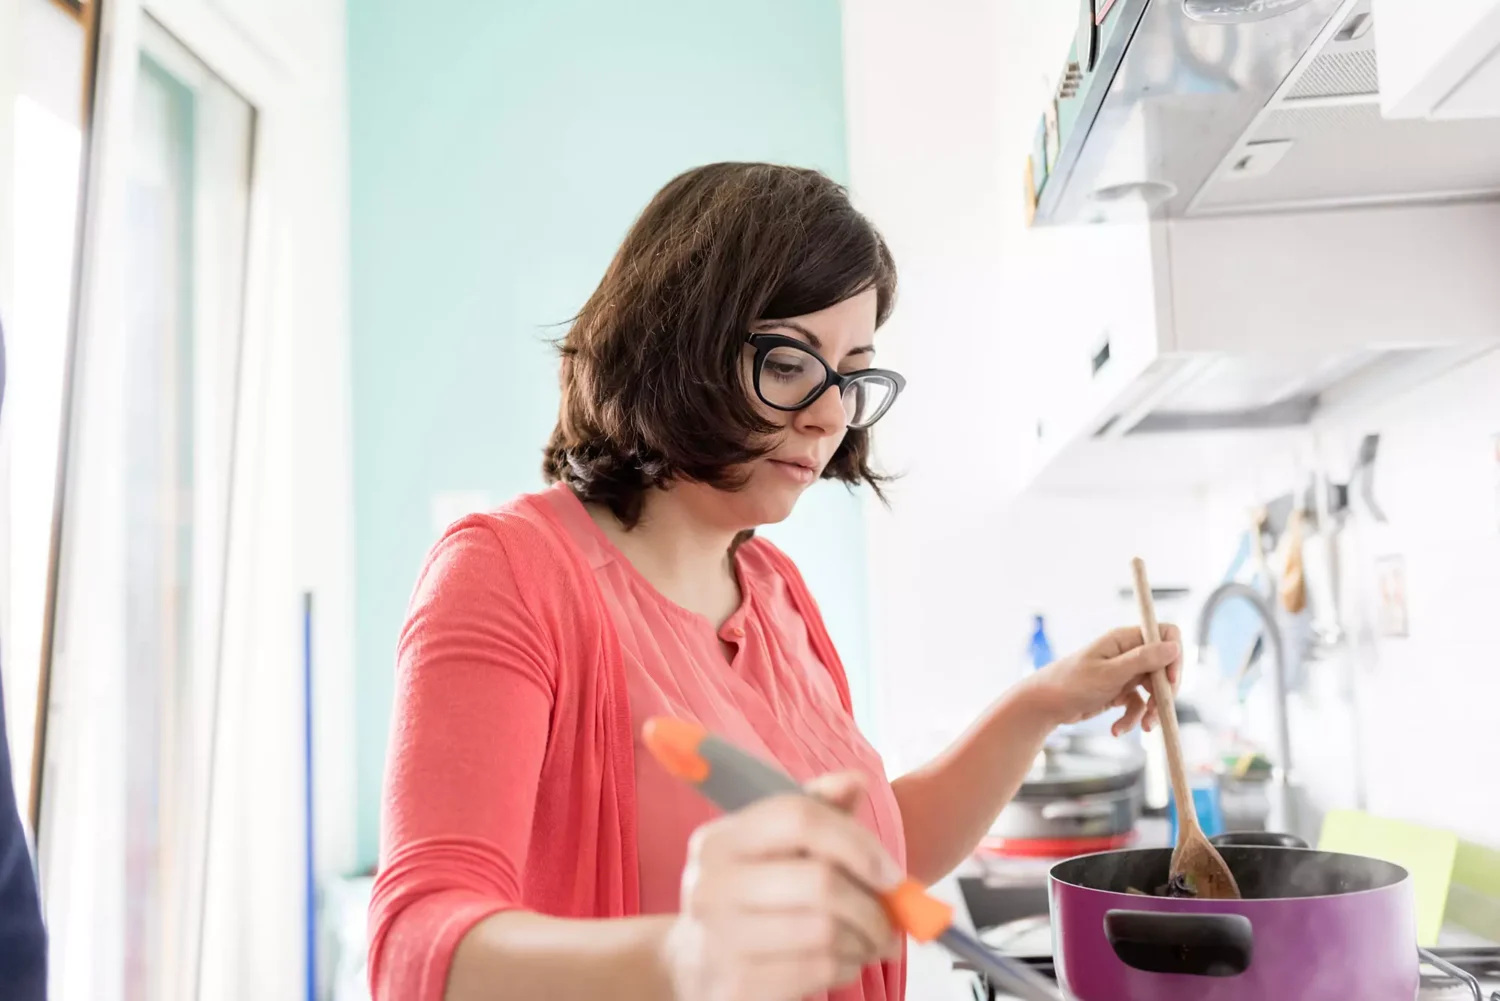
990;785;1138;840
991;733;1146;841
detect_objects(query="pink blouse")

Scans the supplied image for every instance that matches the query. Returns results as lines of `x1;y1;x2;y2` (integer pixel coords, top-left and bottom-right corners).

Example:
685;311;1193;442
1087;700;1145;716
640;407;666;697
543;487;906;999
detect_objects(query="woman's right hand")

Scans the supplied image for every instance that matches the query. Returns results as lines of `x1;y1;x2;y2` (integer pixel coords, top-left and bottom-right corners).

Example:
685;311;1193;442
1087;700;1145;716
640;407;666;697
662;772;904;1001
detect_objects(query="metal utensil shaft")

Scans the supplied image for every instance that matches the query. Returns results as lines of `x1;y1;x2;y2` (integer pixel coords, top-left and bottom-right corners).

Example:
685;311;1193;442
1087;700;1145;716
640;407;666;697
938;927;1062;1001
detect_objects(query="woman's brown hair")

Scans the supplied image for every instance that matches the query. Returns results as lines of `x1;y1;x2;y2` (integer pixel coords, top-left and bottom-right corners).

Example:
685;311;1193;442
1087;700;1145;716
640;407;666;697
542;162;897;527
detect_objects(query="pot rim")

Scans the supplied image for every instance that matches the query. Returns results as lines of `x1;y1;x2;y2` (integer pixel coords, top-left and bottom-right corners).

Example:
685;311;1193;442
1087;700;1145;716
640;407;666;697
1048;845;1414;903
1018;741;1145;799
1012;773;1142;799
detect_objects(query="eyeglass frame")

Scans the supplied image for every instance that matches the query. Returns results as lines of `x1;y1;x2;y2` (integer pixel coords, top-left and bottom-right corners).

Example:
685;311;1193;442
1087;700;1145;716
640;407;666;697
744;333;906;429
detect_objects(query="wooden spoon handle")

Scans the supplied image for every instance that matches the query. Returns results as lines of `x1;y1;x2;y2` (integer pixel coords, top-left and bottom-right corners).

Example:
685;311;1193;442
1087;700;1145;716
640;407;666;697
1130;558;1201;839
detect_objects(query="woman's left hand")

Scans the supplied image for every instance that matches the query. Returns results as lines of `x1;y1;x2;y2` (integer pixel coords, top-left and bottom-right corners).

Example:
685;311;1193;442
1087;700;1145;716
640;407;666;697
1022;626;1183;737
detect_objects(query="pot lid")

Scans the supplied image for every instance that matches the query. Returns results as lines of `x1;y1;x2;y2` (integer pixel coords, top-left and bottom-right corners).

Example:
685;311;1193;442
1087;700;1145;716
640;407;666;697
1016;738;1145;799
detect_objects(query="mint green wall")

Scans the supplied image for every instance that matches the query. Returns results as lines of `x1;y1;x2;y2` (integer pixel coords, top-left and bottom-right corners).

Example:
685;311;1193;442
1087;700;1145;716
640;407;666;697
349;0;869;869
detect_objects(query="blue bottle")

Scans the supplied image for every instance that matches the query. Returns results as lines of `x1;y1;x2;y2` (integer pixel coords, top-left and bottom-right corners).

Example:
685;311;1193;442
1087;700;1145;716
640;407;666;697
1028;614;1054;671
1168;782;1226;841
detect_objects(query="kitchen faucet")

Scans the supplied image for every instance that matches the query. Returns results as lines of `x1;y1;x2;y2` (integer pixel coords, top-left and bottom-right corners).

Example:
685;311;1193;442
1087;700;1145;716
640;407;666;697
1195;582;1298;839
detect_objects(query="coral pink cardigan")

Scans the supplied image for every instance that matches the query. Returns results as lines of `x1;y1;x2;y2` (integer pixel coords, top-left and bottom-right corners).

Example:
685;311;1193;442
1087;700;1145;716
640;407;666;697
368;486;904;1001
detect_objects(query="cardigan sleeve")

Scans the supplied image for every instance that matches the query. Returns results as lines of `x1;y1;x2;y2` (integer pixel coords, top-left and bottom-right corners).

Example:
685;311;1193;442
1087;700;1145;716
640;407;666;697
367;516;559;1001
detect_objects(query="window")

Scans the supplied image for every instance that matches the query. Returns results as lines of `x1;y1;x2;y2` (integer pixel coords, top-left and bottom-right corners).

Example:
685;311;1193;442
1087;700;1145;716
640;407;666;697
39;16;256;1001
0;0;88;833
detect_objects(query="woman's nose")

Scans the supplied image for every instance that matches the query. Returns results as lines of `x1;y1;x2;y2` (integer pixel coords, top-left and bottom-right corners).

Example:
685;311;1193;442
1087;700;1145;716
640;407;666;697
795;385;849;437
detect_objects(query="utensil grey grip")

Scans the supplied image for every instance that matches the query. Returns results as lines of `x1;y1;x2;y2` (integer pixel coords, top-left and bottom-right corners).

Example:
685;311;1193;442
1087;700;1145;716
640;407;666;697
697;734;804;810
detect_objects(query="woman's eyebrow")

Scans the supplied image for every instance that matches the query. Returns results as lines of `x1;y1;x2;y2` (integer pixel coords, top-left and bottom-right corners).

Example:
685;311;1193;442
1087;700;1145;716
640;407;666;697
760;320;876;358
761;319;821;347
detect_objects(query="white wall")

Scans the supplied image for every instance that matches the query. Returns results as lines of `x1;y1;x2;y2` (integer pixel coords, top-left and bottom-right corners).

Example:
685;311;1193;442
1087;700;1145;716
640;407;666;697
842;3;1115;997
1197;350;1500;845
840;1;1202;766
843;16;1500;993
206;0;359;886
842;0;1069;769
845;0;1500;806
201;0;358;996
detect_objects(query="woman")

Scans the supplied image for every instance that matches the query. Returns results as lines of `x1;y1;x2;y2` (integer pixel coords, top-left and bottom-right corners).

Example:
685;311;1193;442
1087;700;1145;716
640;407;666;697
369;163;1181;1001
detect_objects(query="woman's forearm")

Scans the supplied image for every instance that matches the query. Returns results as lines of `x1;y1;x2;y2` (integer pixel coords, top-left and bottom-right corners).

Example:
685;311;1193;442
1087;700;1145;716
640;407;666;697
446;910;676;1001
890;681;1058;885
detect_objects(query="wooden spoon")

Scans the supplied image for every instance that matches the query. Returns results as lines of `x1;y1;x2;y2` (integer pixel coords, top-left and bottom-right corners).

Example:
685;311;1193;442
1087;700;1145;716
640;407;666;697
1130;557;1241;901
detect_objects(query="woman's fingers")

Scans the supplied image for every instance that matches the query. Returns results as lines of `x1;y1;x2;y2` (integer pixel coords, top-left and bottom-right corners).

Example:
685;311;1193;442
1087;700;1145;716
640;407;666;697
698;791;904;891
675;772;905;1001
1143;623;1182;730
1159;623;1184;692
723;859;896;957
804;770;866;814
1111;689;1148;736
1097;624;1182;673
730;911;881;963
725;951;866;1000
1055;622;1184;735
1110;639;1180;678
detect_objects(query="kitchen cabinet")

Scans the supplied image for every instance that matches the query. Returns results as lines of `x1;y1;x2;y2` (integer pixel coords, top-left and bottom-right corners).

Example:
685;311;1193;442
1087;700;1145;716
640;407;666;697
1375;0;1500;119
1012;219;1166;491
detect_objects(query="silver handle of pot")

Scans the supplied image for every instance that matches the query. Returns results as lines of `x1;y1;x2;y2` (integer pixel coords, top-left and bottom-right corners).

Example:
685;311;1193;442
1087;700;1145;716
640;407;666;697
1420;948;1483;1001
1040;799;1118;820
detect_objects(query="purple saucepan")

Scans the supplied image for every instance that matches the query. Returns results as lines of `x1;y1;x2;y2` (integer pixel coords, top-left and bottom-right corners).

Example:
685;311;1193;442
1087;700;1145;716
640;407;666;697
1049;844;1418;1000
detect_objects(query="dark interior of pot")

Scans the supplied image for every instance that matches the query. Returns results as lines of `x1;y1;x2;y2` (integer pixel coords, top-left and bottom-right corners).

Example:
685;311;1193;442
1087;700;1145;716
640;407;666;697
1051;846;1409;899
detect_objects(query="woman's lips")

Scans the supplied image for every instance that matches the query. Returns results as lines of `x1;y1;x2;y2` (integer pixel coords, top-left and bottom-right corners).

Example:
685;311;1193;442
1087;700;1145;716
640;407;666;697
767;458;818;485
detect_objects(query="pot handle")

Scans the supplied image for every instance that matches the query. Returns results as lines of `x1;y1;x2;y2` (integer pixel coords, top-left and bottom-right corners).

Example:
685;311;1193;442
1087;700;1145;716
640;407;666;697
1210;831;1308;849
1103;910;1253;977
1420;948;1484;1001
1040;799;1118;820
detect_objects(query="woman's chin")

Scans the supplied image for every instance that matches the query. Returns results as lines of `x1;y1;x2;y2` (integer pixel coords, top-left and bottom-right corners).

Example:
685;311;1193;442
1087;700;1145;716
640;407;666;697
736;483;805;528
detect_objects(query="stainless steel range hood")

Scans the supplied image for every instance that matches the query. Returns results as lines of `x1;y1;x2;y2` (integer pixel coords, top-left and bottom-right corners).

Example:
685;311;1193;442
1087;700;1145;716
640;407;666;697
1009;0;1500;494
1030;0;1500;225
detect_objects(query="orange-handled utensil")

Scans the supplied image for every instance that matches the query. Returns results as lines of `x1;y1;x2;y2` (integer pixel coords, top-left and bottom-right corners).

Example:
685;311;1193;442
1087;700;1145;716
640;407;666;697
642;717;1061;1001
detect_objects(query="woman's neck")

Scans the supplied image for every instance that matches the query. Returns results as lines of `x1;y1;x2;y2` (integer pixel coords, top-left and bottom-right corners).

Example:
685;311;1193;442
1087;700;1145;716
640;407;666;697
584;485;744;627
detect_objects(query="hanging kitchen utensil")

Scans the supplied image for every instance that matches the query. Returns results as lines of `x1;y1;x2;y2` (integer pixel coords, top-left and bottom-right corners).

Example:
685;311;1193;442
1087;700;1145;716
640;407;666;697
1131;558;1240;901
1278;508;1307;614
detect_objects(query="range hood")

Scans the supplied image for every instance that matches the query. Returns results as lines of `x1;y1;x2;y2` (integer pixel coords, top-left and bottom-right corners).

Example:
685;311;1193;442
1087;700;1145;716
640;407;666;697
1025;0;1500;225
1010;0;1500;493
1014;199;1500;492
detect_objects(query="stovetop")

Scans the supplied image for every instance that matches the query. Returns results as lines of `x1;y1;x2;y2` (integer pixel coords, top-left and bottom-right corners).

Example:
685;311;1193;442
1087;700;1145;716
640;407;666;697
1419;949;1500;1001
967;947;1500;1000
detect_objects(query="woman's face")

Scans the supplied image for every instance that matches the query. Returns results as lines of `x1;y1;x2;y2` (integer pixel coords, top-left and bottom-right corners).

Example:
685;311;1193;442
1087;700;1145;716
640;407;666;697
682;288;880;531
